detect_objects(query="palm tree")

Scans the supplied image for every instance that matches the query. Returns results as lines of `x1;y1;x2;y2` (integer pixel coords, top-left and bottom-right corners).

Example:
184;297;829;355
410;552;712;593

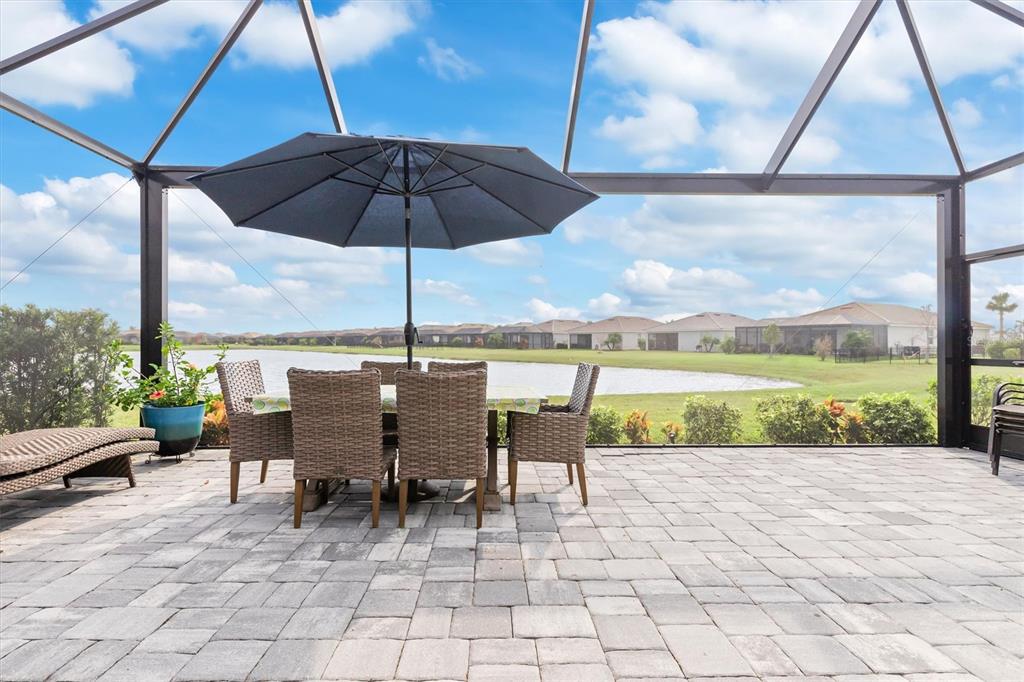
986;292;1018;339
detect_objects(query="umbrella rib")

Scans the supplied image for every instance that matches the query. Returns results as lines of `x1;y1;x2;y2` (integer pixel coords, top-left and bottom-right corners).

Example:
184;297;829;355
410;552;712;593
414;162;486;195
430;156;552;233
339;144;403;247
408;142;450;193
329;175;401;195
194;142;380;179
376;139;405;193
324;152;405;194
418;183;474;196
440;148;596;196
407;148;457;249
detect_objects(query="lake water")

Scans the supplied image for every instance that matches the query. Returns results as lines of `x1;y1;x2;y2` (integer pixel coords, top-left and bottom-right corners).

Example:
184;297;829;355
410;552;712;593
138;349;800;395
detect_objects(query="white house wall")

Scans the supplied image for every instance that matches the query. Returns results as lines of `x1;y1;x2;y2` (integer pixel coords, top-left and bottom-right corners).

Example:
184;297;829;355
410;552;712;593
677;330;731;352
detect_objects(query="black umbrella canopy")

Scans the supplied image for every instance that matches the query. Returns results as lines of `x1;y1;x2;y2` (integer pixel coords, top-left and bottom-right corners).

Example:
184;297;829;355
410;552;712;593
189;133;599;366
188;133;598;248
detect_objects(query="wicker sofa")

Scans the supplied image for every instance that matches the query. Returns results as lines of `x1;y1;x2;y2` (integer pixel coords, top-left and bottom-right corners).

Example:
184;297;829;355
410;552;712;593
0;427;157;495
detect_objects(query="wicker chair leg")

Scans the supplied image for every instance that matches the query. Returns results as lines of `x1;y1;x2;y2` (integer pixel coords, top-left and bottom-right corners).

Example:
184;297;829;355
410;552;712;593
294;479;306;528
371;480;381;528
230;462;240;504
387;462;395;497
567;463;574;485
576;462;588;506
398;480;409;528
260;460;269;484
991;429;1002;476
63;476;71;489
476;477;485;528
508;457;518;505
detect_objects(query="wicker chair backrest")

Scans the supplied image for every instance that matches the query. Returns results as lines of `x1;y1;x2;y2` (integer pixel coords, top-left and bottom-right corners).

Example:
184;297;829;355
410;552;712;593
395;369;488;480
287;368;384;480
216;360;265;415
566;363;600;416
361;360;422;385
427;361;488;374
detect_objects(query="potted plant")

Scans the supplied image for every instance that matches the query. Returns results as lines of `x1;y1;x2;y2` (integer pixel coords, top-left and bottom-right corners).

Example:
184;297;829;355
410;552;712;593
108;322;224;457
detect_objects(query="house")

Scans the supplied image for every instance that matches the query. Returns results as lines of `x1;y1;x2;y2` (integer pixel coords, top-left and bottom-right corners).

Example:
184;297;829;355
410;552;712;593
491;322;537;348
445;323;494;347
568;316;659;350
646;312;756;351
529;319;580;349
417;324;456;346
734;301;993;355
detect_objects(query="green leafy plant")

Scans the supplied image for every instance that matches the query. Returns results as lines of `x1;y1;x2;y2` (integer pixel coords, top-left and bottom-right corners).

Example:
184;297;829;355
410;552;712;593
637;336;647;351
680;395;742;444
699;334;719;352
0;305;119;432
927;373;1005;427
486;333;505;348
823;396;867;444
755;393;833;444
814;335;833;361
857;392;934;444
842;329;873;355
763;323;781;357
603;332;623;351
107;322;224;411
661;421;683;444
720;336;736;354
199;395;230;446
587;405;624;444
624;409;652;444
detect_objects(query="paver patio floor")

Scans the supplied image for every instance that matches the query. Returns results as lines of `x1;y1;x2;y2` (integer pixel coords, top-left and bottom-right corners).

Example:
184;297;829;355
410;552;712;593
1;446;1021;681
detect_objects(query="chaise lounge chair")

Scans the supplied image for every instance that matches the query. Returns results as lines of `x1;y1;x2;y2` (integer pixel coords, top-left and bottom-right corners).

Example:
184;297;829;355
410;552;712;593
0;427;157;495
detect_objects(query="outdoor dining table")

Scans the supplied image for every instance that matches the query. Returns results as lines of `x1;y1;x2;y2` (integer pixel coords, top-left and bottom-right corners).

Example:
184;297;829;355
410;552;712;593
249;384;547;510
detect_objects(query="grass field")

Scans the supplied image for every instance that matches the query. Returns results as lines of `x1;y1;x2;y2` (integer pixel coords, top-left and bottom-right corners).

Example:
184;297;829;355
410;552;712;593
142;343;1024;443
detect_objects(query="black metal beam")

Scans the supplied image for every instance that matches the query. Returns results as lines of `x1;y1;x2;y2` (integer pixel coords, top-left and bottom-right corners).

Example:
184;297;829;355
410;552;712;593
297;0;346;134
569;172;959;196
896;0;965;175
964;243;1024;265
0;92;137;169
762;0;881;187
147;165;214;187
0;0;169;76
965;151;1024;182
969;0;1024;28
144;0;263;164
936;185;971;448
562;0;594;173
140;172;168;378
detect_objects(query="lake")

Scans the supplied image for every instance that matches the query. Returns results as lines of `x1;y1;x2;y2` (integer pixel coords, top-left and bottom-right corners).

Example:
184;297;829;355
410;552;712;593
141;349;800;395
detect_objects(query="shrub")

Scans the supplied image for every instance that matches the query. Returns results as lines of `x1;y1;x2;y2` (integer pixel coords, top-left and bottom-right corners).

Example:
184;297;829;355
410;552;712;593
857;392;934;444
842;329;873;354
449;337;464;346
755;394;833;444
604;332;623;350
587;406;624;444
200;396;230;446
763;323;781;356
637;336;647;351
720;336;736;354
486;333;505;348
624;410;651;444
555;342;568;349
927;374;1005;426
661;421;683;444
680;395;743;444
814;335;833;361
0;305;119;432
699;335;719;352
823;396;867;444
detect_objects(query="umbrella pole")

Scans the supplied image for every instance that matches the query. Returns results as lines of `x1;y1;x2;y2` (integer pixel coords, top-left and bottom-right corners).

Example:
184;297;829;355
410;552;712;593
403;144;414;370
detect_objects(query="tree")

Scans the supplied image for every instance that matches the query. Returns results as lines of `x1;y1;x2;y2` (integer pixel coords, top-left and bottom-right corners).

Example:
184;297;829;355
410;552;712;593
986;292;1018;340
699;334;719;352
763;323;781;357
842;329;873;355
813;335;833;361
486;333;505;348
604;332;623;350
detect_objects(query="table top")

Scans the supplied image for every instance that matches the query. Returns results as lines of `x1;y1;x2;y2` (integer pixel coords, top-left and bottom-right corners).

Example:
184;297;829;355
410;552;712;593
250;384;547;415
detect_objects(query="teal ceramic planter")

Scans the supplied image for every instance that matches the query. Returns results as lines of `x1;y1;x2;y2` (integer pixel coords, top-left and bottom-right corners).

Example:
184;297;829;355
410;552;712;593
142;403;205;457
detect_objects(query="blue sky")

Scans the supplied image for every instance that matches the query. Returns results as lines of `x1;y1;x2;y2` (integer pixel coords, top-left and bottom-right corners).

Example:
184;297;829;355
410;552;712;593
1;0;1021;334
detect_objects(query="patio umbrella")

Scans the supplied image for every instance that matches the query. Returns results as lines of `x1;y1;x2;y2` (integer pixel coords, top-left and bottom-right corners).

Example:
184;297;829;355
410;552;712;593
189;133;598;367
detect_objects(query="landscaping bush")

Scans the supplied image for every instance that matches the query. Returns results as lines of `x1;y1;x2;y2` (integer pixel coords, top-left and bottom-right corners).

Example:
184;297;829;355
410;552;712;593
200;396;230;446
927;374;1005;426
637;337;647;351
661;421;683;444
857;392;934;444
624;410;652;444
587;405;624;444
720;337;736;354
755;393;833;444
0;305;119;432
680;395;743;444
814;335;833;361
603;332;623;351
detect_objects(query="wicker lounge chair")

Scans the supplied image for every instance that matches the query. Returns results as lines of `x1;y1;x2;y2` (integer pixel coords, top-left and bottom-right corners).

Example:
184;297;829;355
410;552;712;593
988;381;1024;476
216;360;293;503
427;361;488;373
1;427;157;495
508;363;600;505
396;369;488;528
288;368;396;528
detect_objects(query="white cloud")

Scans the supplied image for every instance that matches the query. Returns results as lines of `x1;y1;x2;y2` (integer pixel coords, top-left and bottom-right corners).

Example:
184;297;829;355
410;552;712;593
464;239;541;267
708;111;840;171
885;271;936;300
950;98;983;129
0;0;134;107
169;301;212;319
598;92;702;168
526;298;582;322
91;0;243;56
526;274;547;286
169;252;238;286
415;279;477;306
418;38;480;81
620;260;752;301
588;292;624;317
756;288;826;317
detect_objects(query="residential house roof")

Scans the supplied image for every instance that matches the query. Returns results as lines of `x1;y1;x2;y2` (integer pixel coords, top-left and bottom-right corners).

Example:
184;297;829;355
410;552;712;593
529;319;584;334
648;312;756;333
568;315;660;333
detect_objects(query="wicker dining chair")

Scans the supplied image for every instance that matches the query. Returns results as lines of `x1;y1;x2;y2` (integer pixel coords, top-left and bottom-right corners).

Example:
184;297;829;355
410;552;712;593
360;360;421;385
287;368;395;528
988;381;1024;476
508;363;600;505
216;360;293;503
395;369;488;528
427;361;488;374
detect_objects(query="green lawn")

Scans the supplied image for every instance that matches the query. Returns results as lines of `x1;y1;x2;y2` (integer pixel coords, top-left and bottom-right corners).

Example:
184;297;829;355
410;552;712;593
167;344;1013;443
